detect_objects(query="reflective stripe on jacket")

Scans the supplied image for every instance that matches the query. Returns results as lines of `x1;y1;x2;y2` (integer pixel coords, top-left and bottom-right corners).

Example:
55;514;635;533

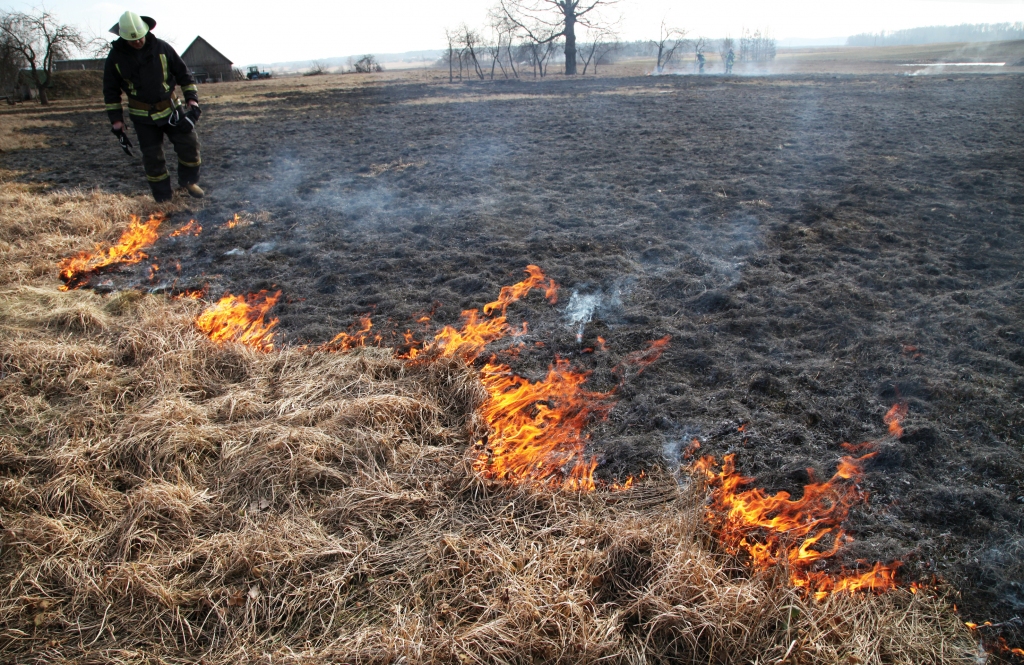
103;34;198;126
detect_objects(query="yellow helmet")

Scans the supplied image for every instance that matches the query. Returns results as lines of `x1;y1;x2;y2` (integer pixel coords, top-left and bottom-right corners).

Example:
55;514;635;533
112;11;153;40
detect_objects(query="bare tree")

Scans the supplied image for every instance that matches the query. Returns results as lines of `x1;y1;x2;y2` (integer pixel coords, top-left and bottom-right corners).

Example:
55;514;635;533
650;20;687;74
739;28;776;62
486;9;519;79
444;28;457;82
0;9;87;104
353;55;383;73
520;38;559;77
459;24;486;80
498;0;618;75
578;25;618;75
304;60;327;76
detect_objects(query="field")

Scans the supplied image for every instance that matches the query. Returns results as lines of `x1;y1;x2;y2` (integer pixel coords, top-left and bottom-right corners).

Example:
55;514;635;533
1;43;1022;662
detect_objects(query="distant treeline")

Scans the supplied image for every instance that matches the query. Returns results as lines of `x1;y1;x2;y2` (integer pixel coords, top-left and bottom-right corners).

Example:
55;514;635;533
847;22;1024;47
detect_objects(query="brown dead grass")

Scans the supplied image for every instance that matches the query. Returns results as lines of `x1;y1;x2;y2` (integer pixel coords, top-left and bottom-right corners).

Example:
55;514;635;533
0;174;978;663
0;118;73;152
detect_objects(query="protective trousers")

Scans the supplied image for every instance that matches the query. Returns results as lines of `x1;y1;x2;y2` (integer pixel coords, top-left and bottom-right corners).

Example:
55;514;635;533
132;121;202;202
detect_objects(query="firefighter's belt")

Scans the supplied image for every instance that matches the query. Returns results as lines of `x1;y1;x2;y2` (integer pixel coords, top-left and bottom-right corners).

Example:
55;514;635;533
127;98;175;113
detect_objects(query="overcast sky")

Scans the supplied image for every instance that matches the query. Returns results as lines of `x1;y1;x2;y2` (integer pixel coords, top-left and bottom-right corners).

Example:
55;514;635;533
6;0;1023;65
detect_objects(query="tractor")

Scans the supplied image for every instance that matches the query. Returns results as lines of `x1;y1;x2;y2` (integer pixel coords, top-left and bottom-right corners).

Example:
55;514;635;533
246;66;272;80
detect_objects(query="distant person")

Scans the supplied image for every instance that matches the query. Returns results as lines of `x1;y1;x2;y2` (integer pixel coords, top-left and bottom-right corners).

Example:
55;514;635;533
103;11;204;202
725;48;735;75
697;52;706;74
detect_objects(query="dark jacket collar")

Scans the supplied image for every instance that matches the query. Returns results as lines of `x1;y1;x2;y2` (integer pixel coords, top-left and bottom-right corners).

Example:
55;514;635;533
114;33;158;55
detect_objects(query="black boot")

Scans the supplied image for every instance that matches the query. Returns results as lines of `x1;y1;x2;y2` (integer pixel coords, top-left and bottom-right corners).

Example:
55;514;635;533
149;178;173;203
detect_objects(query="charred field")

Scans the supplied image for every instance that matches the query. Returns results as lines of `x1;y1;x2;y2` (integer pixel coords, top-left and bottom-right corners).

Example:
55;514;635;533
1;70;1023;661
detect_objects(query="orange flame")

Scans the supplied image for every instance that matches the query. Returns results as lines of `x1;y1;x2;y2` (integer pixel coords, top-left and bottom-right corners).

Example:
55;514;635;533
421;266;558;362
482;264;558;316
310;266;666;491
320;316;375;352
965;622;1024;660
172;287;207;300
695;451;901;598
613;335;671;378
170;219;202;237
224;214;241;229
472;359;615;491
58;213;164;290
884;402;908;438
195;290;280;351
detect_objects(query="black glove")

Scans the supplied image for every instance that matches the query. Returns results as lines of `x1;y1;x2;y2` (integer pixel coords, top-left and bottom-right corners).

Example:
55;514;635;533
112;127;134;157
169;103;201;130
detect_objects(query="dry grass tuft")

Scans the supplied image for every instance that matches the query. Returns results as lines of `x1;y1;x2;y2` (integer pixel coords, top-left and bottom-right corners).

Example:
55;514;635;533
0;176;978;663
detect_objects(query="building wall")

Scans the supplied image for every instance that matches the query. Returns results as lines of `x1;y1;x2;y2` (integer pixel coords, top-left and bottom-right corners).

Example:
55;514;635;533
55;59;106;72
182;39;234;83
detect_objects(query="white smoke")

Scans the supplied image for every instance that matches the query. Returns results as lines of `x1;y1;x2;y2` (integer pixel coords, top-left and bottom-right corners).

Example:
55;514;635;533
565;290;602;343
564;286;625;343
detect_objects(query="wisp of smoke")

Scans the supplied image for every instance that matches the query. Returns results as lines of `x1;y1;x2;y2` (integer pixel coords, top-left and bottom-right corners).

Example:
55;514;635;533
565;290;602;343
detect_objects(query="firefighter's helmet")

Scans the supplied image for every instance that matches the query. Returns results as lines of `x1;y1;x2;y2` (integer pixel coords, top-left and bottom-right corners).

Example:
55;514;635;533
110;11;155;40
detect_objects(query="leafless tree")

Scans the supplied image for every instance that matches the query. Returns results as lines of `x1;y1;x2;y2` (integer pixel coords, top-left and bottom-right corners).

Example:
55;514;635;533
485;30;505;80
0;9;87;104
498;0;618;75
486;9;519;79
459;24;486;80
520;38;559;77
578;25;618;75
650;20;687;74
353;55;383;73
444;28;458;82
739;28;776;62
304;60;327;76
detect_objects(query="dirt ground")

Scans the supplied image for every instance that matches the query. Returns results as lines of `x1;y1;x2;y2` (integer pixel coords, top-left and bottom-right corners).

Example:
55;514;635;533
2;63;1023;645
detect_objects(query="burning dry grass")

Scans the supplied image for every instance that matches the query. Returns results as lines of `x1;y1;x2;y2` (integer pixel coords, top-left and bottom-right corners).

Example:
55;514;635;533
0;179;979;663
0;170;193;289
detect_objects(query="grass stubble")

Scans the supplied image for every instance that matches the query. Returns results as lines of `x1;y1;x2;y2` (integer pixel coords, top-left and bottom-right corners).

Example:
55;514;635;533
0;171;979;663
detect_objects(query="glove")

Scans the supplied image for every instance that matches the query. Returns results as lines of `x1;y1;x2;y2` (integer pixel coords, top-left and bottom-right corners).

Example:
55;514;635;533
169;103;201;130
112;127;134;157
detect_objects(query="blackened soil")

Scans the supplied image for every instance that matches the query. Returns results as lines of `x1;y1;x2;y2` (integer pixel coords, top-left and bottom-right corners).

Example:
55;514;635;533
6;73;1024;639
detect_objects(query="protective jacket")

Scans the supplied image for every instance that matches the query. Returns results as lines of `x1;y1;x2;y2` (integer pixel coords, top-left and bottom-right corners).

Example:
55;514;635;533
103;34;198;126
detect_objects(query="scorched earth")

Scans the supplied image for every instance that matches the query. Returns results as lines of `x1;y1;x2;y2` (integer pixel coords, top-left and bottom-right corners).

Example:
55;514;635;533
6;70;1024;643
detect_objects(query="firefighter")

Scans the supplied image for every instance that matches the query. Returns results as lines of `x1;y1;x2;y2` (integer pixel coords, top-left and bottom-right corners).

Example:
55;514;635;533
697;51;706;74
725;48;735;75
103;11;203;202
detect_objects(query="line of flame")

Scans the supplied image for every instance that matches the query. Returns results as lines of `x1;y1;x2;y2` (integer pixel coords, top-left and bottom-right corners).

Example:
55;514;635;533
58;213;164;290
694;407;910;599
194;290;281;352
472;359;616;491
884;402;908;438
193;266;663;491
170;220;202;237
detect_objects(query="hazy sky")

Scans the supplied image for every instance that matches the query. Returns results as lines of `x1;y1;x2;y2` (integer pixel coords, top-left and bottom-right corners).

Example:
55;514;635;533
6;0;1023;65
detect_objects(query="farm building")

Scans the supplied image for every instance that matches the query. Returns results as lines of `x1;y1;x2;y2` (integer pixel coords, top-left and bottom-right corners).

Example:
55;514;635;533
55;59;106;72
181;36;234;83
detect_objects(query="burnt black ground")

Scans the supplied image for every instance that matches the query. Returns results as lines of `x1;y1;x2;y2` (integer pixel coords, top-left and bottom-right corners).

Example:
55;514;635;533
4;72;1024;642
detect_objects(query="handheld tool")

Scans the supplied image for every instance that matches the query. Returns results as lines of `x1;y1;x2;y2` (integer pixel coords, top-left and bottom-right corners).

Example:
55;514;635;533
112;127;134;157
